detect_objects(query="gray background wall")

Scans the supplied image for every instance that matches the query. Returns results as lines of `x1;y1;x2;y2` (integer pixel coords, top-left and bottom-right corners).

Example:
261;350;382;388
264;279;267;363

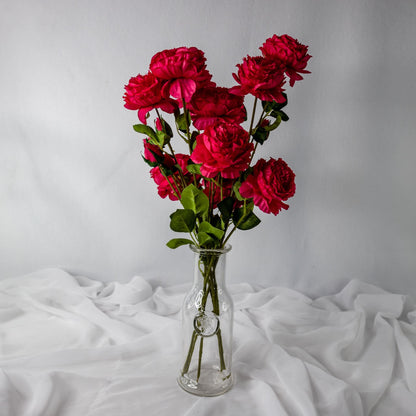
1;0;415;297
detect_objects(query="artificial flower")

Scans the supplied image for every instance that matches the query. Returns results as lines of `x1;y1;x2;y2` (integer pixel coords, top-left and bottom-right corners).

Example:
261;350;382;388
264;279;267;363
191;122;253;179
150;47;214;102
239;157;296;215
123;72;177;123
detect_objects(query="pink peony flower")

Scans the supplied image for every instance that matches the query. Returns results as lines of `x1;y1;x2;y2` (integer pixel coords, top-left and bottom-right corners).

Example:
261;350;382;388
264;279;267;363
123;72;178;123
188;86;246;130
191;122;254;179
260;34;311;87
230;56;286;103
149;47;214;102
150;153;193;200
239;157;296;215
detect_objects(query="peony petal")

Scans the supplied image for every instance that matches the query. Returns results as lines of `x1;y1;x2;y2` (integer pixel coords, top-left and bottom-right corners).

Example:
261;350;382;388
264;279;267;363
256;197;271;214
190;137;213;165
192;116;219;130
158;100;178;114
199;166;217;178
124;102;139;110
138;107;151;124
169;79;197;101
229;86;245;96
221;167;241;179
238;181;253;199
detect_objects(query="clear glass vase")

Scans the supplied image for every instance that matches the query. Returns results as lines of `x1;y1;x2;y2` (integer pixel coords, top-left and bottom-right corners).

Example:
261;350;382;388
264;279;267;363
177;245;234;396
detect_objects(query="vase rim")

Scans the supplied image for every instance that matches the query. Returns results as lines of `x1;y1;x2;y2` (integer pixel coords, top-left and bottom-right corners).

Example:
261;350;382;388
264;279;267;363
189;244;232;254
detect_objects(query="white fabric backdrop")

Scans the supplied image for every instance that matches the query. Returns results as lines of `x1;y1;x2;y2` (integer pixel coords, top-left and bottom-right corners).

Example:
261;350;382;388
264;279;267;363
1;269;416;415
1;0;415;296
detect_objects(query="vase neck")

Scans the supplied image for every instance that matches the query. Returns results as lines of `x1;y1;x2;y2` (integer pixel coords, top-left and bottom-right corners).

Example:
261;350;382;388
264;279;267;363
191;246;231;287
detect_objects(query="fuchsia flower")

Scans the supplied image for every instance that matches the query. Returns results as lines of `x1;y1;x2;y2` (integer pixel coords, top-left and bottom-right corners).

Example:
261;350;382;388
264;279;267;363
239;157;296;215
230;56;286;103
191;122;254;179
149;47;214;102
260;34;311;87
123;72;177;124
188;86;246;130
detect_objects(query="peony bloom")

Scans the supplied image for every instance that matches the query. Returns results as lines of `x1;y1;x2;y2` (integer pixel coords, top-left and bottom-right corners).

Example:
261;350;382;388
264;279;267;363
150;153;192;200
149;47;214;102
123;72;177;123
188;86;246;130
191;122;254;179
230;56;286;103
239;157;296;215
260;34;311;87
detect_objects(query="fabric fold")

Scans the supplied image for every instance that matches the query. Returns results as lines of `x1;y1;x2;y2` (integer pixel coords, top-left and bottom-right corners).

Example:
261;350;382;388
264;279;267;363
1;269;415;415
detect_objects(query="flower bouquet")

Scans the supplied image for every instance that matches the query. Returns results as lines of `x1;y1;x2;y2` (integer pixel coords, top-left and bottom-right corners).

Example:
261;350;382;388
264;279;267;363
124;34;311;395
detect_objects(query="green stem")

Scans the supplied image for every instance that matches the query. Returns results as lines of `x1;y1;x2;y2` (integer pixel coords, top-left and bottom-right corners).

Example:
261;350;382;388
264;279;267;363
249;142;259;164
222;227;236;247
222;200;247;246
181;98;193;154
216;329;226;371
181;253;227;377
197;336;204;381
220;176;223;201
248;97;258;136
181;330;198;376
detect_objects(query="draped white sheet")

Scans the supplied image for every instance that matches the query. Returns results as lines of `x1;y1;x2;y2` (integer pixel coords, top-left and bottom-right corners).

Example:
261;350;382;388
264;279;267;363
1;269;416;415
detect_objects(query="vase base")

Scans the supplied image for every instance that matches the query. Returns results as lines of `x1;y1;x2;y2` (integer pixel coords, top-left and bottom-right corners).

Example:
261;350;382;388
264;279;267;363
177;369;233;397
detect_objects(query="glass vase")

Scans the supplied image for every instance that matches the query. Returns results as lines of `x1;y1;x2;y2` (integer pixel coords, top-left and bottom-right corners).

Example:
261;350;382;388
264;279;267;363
177;245;234;396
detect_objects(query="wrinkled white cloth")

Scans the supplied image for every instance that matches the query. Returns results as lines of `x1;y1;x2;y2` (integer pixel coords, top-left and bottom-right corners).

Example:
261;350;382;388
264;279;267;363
1;269;416;415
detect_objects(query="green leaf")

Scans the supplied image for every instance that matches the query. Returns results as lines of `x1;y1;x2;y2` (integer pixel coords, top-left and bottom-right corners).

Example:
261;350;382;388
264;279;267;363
197;231;214;246
263;114;282;132
233;211;261;230
218;197;234;224
279;111;289;122
173;163;184;174
160;162;178;176
262;101;273;113
190;131;199;150
158;118;173;138
252;126;270;145
133;124;158;144
145;147;165;165
186;163;202;175
176;112;191;133
210;214;223;230
166;238;193;249
198;221;224;240
156;129;170;146
141;154;158;168
232;181;245;201
271;110;289;122
232;203;261;230
169;209;196;233
180;184;209;217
